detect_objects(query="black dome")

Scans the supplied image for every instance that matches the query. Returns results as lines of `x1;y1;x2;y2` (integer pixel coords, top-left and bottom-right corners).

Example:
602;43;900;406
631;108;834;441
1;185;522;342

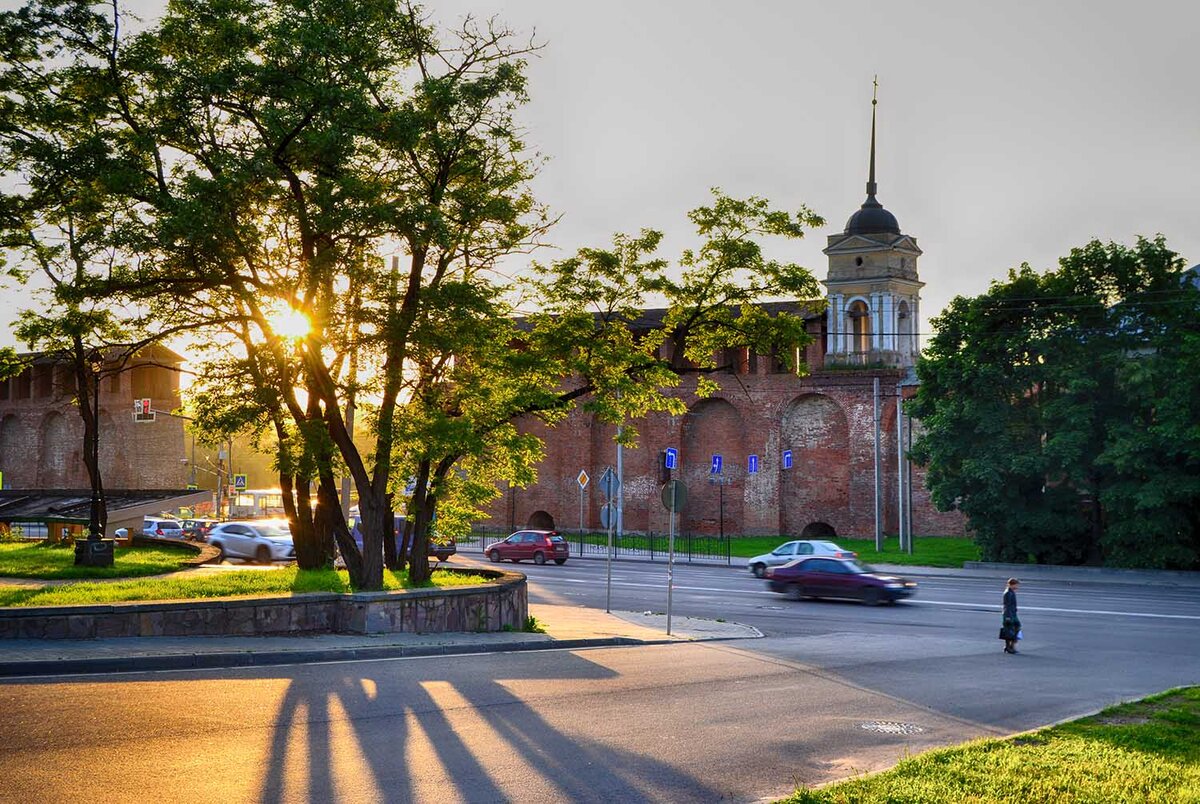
844;195;900;235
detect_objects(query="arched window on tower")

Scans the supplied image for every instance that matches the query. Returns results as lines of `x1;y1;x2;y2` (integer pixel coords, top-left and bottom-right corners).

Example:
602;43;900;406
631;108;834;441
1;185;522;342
897;300;913;356
847;300;871;356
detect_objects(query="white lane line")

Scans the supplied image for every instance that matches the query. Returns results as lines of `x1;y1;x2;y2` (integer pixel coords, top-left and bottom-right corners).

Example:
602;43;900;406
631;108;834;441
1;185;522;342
916;599;1200;620
535;579;1200;621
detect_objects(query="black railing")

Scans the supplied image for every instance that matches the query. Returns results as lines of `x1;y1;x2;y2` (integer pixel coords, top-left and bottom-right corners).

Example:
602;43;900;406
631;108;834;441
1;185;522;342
465;526;731;565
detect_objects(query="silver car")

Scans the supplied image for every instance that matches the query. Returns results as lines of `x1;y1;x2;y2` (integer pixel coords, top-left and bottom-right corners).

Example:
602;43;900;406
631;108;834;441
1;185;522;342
747;539;857;578
207;520;296;564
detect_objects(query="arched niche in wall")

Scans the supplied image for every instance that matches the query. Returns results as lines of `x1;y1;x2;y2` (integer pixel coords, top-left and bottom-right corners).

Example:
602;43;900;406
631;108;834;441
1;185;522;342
680;398;744;537
780;393;851;537
37;411;73;488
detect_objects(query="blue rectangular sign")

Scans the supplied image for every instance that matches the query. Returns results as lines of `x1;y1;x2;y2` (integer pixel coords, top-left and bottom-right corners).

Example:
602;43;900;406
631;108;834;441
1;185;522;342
782;449;793;470
664;447;677;470
748;454;759;474
710;454;723;474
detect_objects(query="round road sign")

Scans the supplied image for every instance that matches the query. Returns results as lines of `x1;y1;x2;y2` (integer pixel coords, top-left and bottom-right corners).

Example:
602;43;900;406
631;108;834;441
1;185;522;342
660;480;687;512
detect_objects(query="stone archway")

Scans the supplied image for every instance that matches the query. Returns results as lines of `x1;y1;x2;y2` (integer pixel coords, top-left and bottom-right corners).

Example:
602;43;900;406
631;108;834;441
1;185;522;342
681;398;744;536
526;510;555;530
780;393;851;537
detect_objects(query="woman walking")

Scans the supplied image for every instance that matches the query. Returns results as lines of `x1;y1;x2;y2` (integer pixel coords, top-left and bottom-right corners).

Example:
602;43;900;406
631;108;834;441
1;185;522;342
1000;578;1021;654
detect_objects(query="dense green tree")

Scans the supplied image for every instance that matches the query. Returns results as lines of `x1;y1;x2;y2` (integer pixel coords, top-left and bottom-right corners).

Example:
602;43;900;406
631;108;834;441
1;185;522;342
911;237;1200;568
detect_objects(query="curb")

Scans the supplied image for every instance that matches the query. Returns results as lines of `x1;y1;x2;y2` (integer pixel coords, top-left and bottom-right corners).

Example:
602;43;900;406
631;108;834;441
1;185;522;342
0;635;651;679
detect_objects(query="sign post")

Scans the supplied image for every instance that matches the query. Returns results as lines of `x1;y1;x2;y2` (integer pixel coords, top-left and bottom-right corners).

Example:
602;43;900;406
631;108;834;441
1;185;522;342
599;466;619;612
660;479;687;635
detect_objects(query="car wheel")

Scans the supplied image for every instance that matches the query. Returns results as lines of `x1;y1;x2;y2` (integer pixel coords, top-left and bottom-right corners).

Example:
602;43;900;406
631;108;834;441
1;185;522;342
487;549;500;562
784;583;803;601
212;542;226;561
533;551;546;565
863;587;883;606
434;553;451;562
554;558;567;565
751;563;766;578
255;544;271;565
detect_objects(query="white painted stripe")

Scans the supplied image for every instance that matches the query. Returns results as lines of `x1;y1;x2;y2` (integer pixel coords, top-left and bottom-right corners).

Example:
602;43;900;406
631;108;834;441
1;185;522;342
534;579;1200;621
911;599;1200;621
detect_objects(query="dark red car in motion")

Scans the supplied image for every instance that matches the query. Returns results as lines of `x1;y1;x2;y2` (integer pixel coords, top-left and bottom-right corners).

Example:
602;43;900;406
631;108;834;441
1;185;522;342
766;556;917;605
487;530;569;565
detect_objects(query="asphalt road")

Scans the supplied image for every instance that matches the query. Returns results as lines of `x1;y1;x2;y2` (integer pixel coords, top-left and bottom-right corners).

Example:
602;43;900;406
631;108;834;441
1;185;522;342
516;556;1200;731
0;559;1196;803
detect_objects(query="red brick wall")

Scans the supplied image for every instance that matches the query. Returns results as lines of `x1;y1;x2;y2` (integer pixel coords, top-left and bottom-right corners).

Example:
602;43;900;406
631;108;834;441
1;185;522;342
483;365;967;540
0;361;186;491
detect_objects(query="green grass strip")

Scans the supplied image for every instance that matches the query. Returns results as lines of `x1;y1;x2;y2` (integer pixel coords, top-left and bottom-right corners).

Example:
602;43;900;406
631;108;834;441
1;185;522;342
0;542;195;580
783;687;1200;803
734;536;981;568
0;566;485;608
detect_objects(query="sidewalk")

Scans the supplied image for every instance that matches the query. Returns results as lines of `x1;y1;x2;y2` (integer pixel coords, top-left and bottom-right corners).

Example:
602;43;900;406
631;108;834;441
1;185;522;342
0;604;761;679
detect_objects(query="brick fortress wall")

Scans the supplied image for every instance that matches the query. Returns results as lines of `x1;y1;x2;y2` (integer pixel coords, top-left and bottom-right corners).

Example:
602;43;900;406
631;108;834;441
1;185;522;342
483;335;967;540
0;354;187;491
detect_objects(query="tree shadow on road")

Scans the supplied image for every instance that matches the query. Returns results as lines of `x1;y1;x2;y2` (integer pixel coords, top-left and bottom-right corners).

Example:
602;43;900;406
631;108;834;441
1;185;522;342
253;650;724;803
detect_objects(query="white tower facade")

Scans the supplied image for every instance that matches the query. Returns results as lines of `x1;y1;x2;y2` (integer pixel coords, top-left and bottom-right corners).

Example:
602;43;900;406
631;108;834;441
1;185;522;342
822;89;923;368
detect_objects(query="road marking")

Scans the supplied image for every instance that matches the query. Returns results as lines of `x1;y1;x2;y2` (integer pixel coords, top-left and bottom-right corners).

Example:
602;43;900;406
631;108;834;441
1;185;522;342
916;599;1200;621
534;579;1200;621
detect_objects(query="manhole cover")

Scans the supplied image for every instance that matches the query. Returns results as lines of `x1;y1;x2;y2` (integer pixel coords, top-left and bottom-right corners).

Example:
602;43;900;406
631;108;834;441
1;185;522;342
860;721;925;735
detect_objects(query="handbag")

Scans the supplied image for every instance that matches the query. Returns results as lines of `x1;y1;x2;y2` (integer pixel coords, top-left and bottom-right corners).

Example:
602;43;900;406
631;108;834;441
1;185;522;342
1016;629;1023;641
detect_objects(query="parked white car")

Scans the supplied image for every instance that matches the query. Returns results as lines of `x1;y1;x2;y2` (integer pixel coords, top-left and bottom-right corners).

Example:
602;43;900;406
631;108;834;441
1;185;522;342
207;520;296;564
747;539;857;578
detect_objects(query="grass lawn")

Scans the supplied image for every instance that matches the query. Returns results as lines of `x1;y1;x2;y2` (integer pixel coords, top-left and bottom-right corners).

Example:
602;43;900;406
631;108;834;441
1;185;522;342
0;566;484;607
732;536;981;568
783;686;1200;803
0;541;198;580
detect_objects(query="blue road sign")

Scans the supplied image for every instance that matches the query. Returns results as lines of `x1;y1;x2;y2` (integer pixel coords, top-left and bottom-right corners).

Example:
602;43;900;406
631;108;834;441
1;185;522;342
782;449;793;470
664;447;678;470
600;466;619;499
748;454;759;474
710;454;722;474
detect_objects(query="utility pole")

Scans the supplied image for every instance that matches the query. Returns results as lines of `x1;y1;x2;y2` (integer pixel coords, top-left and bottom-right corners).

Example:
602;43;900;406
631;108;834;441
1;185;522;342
873;376;882;551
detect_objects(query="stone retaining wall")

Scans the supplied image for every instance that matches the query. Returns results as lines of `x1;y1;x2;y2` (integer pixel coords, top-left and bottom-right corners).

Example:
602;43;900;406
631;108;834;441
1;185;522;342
0;568;527;640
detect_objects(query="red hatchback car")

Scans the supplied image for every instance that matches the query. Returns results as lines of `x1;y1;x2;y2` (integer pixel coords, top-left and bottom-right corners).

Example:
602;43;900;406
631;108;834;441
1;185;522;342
487;530;569;565
766;556;917;605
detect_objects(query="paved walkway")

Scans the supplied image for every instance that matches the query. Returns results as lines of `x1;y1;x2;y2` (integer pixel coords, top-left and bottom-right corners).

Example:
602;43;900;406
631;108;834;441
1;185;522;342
0;604;761;678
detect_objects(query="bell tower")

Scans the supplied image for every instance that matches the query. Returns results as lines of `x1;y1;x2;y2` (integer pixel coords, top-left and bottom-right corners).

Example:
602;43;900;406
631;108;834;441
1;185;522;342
822;79;924;368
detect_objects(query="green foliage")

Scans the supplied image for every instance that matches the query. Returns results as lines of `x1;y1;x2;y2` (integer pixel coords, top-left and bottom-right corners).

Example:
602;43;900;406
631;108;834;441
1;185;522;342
911;236;1200;568
0;524;24;544
785;687;1200;803
523;615;546;633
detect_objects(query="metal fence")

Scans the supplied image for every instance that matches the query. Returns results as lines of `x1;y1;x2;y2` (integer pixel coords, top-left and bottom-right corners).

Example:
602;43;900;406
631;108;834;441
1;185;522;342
463;526;731;565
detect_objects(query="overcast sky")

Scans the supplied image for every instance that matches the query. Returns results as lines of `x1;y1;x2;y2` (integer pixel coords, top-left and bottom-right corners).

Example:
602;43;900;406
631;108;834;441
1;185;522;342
3;0;1197;349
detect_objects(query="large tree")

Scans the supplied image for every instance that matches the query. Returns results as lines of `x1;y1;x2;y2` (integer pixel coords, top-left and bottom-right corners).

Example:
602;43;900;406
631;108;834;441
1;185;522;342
910;237;1200;568
1;0;827;587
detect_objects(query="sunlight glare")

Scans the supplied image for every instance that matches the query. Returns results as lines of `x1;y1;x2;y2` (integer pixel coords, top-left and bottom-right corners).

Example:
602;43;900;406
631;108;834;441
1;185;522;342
267;304;311;339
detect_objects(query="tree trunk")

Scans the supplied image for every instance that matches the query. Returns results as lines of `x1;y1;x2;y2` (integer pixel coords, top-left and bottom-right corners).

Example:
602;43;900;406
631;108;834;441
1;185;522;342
72;347;107;536
315;473;353;574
